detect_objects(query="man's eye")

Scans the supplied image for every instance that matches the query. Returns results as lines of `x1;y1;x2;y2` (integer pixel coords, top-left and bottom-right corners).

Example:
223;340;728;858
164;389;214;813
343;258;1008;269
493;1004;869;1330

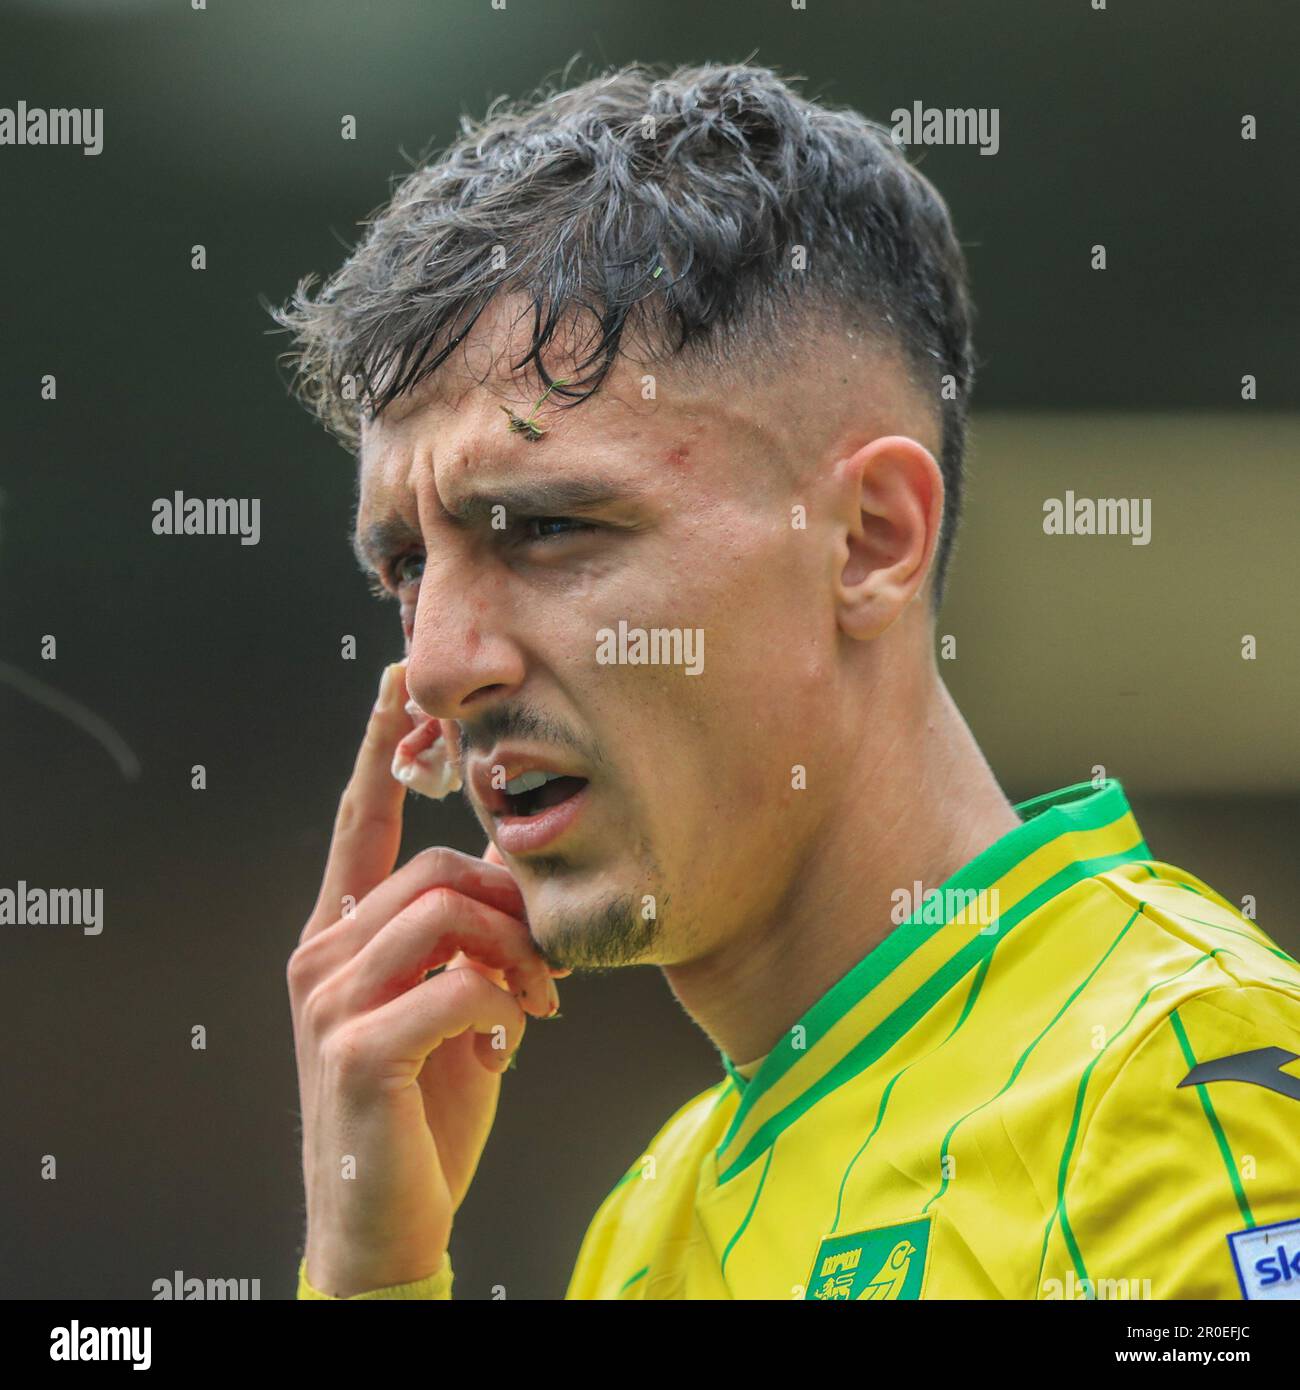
393;553;425;585
523;517;595;542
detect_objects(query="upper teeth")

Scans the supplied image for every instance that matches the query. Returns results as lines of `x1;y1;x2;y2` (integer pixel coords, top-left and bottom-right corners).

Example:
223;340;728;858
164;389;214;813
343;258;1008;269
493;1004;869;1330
505;769;562;795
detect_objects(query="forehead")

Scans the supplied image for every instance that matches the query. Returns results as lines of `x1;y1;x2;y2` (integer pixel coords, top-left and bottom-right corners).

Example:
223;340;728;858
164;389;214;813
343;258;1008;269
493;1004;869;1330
355;298;790;523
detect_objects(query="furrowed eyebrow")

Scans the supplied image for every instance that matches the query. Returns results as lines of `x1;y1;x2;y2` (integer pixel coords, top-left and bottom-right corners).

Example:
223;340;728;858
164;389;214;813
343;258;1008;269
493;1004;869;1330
443;477;645;528
353;516;423;576
354;476;646;573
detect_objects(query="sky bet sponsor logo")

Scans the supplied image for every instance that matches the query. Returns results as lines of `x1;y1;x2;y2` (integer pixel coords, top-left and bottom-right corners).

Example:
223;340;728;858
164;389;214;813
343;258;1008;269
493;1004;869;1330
1227;1217;1300;1299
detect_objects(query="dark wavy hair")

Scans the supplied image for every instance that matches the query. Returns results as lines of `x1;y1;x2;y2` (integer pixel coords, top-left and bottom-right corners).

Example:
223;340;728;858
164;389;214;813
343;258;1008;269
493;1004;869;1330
269;59;976;607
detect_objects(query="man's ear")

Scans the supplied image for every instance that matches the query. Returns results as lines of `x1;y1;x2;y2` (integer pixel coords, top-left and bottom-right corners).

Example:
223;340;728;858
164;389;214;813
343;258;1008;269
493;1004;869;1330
831;435;943;641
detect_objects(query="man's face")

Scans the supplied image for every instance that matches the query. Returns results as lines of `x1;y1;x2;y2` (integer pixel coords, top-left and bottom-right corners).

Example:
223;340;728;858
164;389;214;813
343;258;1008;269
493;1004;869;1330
354;298;855;971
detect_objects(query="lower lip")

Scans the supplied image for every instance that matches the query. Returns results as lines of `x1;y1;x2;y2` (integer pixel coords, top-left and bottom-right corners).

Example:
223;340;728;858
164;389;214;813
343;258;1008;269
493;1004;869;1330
493;782;590;855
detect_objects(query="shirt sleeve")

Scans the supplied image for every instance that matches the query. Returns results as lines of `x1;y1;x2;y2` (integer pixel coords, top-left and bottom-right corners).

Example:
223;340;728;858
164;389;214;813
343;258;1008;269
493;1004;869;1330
297;1253;453;1300
1046;981;1300;1299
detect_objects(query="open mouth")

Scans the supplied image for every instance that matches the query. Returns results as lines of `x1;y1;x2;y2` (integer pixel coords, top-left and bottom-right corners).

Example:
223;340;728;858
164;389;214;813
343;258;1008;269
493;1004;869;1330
501;770;589;819
472;752;592;854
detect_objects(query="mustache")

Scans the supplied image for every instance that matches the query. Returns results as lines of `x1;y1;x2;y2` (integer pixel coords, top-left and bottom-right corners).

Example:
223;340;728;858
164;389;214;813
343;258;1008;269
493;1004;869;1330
455;706;604;769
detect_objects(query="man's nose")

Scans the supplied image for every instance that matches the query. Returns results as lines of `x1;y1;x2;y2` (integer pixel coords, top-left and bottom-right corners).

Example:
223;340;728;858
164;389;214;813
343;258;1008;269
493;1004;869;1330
403;563;525;724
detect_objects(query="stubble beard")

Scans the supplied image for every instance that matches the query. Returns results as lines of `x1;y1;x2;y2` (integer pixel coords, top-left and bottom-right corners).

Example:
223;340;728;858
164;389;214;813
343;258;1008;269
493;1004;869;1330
521;848;666;971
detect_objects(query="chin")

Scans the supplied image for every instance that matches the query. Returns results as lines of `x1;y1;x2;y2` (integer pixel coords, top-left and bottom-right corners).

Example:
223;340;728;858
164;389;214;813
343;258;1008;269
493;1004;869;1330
521;880;662;972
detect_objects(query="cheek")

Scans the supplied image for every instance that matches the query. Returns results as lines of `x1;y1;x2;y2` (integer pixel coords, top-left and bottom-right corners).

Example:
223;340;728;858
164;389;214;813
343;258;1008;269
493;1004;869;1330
694;606;831;811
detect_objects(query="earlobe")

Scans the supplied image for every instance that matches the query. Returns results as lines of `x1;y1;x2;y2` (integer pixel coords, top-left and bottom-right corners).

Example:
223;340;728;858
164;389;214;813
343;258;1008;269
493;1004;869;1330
833;518;896;642
836;562;894;642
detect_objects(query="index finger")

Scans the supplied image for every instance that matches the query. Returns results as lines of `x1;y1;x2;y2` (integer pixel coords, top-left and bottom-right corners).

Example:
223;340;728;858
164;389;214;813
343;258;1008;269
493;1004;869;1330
307;661;411;935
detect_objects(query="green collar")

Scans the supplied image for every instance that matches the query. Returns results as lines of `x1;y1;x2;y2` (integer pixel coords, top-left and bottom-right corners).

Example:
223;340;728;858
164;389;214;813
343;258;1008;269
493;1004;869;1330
714;779;1150;1182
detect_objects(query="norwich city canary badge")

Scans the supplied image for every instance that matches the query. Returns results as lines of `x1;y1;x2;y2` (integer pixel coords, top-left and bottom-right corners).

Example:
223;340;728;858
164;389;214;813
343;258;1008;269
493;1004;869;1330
805;1216;933;1299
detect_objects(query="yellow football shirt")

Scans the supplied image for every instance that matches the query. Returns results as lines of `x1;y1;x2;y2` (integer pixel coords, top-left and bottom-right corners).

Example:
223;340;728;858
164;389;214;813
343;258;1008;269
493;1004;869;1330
299;778;1300;1300
565;779;1300;1300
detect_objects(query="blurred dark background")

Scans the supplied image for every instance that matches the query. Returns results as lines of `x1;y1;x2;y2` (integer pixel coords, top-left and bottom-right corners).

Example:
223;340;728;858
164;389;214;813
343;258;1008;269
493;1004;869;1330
0;0;1296;1299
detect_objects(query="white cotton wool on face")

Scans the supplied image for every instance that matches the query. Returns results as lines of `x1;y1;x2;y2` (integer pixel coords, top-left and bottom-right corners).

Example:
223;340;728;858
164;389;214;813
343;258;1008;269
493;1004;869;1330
391;703;462;799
